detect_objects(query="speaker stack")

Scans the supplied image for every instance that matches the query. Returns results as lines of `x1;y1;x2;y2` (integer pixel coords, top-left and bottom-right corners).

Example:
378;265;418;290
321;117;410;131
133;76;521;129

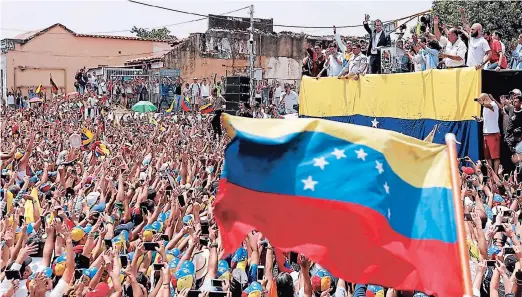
224;76;250;113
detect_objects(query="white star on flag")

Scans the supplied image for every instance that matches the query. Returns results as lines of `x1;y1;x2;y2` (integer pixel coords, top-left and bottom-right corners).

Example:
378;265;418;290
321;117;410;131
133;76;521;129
355;148;368;161
313;157;329;170
302;176;318;191
384;182;390;194
371;118;379;128
331;148;346;160
375;160;384;174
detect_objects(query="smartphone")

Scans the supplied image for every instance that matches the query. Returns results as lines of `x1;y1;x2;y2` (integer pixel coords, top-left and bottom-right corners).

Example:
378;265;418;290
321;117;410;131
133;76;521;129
257;265;265;281
76;254;90;269
289;252;298;264
464;214;473;221
200;222;209;236
466;181;473;188
517;189;521;196
199;237;209;246
104;239;112;248
19;216;25;227
496;225;505;232
178;195;186;207
160;234;169;241
483;176;489;183
40;215;46;228
74;269;83;281
153;263;164;271
504;174;510;180
211;279;224;288
143;242;159;251
504;247;515;255
504;210;513;217
5;270;21;280
120;255;129;268
487;260;497;267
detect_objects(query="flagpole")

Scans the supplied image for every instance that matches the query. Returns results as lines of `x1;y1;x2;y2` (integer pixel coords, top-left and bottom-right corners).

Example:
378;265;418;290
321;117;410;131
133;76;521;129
445;133;473;297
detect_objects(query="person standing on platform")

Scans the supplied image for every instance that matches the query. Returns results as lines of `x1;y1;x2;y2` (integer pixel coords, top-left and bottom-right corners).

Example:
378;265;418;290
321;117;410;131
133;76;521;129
363;14;391;74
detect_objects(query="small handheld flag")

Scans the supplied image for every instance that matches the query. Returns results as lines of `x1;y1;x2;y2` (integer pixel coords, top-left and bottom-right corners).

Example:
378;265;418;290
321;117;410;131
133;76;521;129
199;103;214;114
181;97;191;112
166;100;174;113
50;74;58;94
35;84;43;94
81;128;94;146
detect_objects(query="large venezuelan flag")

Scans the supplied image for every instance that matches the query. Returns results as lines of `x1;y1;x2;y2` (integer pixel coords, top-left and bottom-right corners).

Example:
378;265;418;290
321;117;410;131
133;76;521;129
214;114;464;297
299;67;481;160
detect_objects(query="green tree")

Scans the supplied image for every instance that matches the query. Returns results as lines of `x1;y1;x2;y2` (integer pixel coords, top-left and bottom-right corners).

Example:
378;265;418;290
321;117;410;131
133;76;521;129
130;26;175;41
432;1;522;47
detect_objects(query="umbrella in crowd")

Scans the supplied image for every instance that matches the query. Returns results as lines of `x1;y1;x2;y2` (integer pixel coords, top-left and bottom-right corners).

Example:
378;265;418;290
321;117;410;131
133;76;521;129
132;101;157;113
28;97;43;103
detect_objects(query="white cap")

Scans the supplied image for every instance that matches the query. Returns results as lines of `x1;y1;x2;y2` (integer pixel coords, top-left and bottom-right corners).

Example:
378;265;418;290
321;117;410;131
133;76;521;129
511;89;521;96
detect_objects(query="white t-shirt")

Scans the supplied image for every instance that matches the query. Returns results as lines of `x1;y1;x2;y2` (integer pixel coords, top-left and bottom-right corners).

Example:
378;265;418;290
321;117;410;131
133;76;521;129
467;37;491;67
7;94;15;105
483;101;500;134
280;91;299;114
273;86;283;101
327;53;344;77
200;84;210;97
443;39;467;68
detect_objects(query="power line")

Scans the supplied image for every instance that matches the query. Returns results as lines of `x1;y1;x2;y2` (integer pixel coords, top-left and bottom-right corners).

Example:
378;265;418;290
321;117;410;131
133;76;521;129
0;5;250;36
128;0;431;29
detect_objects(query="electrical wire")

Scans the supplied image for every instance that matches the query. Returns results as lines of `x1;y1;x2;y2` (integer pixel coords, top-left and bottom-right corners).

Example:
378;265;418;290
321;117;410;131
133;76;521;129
0;5;250;36
128;0;431;29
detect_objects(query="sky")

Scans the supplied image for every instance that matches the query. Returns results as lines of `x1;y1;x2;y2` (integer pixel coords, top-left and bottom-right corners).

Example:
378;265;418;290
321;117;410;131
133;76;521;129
0;0;432;40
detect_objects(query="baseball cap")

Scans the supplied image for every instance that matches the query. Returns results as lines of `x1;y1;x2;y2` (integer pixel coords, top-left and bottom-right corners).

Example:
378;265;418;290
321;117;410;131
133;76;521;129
311;269;333;292
510;89;521;96
85;282;110;297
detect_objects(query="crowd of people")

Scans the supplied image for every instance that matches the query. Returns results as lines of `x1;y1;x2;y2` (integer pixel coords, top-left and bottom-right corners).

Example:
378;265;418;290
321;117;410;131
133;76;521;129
303;9;522;80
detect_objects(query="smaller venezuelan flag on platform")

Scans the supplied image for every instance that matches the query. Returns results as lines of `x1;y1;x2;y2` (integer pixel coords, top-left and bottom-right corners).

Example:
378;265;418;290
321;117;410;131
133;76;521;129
181;96;191;112
199;103;214;114
214;114;462;297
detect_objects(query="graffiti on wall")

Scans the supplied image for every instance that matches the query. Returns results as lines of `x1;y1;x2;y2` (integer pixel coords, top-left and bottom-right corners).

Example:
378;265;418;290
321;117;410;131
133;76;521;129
202;36;256;60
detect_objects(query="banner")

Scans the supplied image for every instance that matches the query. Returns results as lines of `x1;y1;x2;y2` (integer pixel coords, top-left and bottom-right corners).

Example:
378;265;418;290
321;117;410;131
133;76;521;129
299;67;482;160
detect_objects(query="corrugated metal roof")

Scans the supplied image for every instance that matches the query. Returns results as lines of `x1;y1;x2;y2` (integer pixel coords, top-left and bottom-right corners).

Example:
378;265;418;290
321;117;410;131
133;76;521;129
125;54;165;64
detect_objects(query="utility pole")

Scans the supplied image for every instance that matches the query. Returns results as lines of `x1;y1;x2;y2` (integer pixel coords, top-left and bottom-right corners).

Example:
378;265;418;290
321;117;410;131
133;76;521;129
248;4;254;104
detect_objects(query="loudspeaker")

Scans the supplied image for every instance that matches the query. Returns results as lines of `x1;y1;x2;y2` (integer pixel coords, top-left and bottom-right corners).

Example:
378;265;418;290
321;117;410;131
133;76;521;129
226;76;250;85
225;85;250;94
226;101;241;111
225;93;249;102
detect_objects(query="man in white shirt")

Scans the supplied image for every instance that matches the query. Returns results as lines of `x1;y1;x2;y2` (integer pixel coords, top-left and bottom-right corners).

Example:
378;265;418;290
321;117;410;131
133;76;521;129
439;28;467;68
466;23;491;69
189;77;201;111
323;43;343;77
200;78;210;104
279;84;299;115
339;44;368;80
476;93;501;174
273;81;283;105
7;92;15;108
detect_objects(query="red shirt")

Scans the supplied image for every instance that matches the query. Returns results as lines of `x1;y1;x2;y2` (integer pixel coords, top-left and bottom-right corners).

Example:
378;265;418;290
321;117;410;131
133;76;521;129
490;40;507;68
